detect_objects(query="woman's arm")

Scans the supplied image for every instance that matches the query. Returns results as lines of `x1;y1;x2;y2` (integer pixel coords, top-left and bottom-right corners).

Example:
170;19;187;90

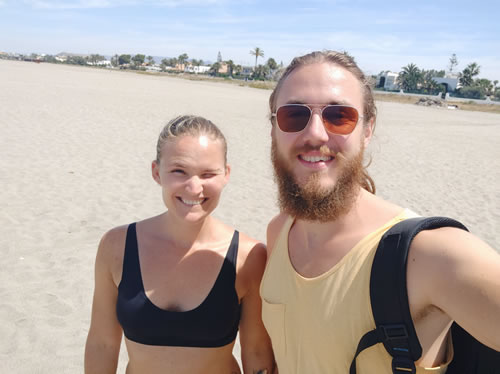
84;229;125;374
238;240;276;374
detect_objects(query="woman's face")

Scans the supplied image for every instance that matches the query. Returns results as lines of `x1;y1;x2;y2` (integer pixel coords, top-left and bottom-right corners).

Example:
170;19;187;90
152;134;229;223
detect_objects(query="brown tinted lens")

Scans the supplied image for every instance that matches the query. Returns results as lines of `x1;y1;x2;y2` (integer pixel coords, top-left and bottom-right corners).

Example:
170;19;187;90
276;105;311;132
322;106;358;135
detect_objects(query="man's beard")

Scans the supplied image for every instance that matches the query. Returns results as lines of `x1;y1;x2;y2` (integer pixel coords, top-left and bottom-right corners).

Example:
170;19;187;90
271;138;365;223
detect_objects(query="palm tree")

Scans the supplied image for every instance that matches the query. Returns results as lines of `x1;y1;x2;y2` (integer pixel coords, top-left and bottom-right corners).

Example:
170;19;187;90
421;69;440;94
93;54;106;65
459;62;480;87
160;58;169;71
250;47;264;70
397;63;422;92
266;57;278;71
132;54;145;67
178;53;189;70
253;64;270;80
226;60;235;77
111;54;119;67
210;62;221;76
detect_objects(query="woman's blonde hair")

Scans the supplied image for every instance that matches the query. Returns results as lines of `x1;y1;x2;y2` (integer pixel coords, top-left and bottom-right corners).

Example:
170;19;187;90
156;115;227;164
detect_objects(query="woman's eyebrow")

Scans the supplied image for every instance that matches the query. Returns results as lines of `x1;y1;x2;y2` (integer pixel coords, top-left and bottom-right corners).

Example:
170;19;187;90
169;162;186;168
203;168;224;173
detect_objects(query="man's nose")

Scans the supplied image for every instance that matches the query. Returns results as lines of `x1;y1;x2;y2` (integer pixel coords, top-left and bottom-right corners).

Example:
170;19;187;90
302;110;329;145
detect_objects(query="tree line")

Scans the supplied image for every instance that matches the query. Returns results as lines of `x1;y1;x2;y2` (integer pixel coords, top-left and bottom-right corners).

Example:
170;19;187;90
395;54;499;100
8;50;496;99
12;47;283;81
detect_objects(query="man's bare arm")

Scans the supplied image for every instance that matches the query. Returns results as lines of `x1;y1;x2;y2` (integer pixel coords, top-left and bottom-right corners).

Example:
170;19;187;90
408;227;500;350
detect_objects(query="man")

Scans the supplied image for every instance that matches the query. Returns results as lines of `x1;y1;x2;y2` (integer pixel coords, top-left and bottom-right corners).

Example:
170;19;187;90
259;50;500;373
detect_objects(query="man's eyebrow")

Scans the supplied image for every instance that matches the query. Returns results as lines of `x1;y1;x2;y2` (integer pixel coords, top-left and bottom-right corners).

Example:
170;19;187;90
285;99;351;106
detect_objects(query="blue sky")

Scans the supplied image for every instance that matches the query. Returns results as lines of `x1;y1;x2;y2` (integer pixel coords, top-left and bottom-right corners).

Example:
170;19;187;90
1;0;499;80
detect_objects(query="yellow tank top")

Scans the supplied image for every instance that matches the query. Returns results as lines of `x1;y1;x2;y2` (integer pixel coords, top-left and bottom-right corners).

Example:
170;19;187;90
260;210;452;374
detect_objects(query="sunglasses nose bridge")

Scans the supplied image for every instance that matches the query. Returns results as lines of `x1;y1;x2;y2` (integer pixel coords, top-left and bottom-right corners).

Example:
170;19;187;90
308;106;324;124
303;106;330;140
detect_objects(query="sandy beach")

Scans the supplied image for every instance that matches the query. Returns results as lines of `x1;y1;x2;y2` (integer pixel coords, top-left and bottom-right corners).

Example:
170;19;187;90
1;59;499;373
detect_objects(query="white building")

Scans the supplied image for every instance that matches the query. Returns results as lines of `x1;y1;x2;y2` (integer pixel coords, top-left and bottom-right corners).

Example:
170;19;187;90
185;65;210;74
87;60;111;67
240;66;253;77
376;71;400;91
432;76;460;92
145;65;162;72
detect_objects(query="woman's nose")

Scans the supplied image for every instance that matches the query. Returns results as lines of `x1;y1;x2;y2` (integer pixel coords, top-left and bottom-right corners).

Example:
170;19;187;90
185;176;203;194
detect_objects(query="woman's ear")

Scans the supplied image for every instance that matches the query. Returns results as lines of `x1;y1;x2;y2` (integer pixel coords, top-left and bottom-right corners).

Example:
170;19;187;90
152;160;161;185
224;164;231;185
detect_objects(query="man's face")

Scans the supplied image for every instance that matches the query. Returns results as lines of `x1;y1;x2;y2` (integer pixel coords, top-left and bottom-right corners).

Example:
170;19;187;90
271;62;373;221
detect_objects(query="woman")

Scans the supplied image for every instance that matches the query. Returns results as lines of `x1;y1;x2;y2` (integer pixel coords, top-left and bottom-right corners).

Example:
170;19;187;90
85;115;274;373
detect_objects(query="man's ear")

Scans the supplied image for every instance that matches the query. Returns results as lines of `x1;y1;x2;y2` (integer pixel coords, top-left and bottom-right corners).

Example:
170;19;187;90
363;117;375;147
271;122;276;137
152;160;161;185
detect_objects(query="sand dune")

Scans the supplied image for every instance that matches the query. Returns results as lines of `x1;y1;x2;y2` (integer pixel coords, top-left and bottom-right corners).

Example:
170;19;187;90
0;60;498;373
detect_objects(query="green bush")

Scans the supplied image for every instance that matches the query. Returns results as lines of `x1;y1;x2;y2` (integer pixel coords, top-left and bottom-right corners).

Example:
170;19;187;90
458;86;487;100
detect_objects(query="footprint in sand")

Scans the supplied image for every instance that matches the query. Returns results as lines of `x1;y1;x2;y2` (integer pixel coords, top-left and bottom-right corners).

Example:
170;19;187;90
0;304;20;354
44;293;73;317
47;316;67;328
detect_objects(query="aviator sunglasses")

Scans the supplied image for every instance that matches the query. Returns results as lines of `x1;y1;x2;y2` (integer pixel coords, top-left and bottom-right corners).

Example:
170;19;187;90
272;104;363;135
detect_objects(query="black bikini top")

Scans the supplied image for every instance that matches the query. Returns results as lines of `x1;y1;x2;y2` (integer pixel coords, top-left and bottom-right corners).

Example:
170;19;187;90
116;223;241;347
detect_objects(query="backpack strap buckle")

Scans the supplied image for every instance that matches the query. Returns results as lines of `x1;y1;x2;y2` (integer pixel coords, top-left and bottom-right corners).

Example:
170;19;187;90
392;357;416;374
381;324;409;340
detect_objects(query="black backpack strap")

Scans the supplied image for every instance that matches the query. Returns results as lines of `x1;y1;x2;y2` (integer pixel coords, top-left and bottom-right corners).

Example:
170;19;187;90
350;216;468;374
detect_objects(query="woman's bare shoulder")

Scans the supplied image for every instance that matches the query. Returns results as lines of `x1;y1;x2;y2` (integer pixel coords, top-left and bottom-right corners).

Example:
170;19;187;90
234;232;267;288
237;232;267;262
99;225;128;249
95;224;130;282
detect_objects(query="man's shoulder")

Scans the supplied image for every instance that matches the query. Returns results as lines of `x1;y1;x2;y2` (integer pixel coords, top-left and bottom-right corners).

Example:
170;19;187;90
409;225;484;260
268;213;290;233
266;213;291;256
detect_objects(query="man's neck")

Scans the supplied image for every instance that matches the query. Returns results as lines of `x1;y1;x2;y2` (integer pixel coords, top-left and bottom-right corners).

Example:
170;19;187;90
292;189;403;250
296;188;368;236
